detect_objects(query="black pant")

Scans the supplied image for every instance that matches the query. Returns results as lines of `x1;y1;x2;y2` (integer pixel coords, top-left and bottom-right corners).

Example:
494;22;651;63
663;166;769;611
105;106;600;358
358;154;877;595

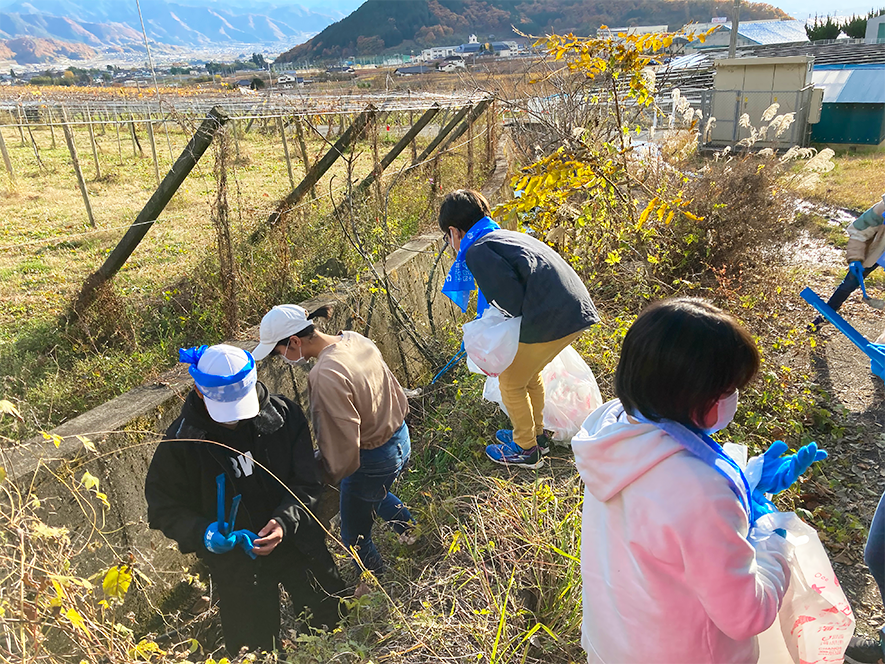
211;545;345;654
826;264;880;311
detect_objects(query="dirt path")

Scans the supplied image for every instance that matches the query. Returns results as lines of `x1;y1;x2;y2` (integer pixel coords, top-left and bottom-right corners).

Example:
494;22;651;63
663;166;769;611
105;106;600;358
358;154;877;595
800;244;885;636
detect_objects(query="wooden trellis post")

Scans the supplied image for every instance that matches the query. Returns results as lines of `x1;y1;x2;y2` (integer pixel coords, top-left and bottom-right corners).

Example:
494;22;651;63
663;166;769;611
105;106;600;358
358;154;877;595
87;104;101;180
47;106;57;149
277;116;295;189
60;106;96;228
0;128;16;192
146;116;160;186
71;106;229;317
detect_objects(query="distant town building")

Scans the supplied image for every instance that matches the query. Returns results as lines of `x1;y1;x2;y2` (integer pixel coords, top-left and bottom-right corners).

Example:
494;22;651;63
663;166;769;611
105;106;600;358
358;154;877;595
866;15;885;43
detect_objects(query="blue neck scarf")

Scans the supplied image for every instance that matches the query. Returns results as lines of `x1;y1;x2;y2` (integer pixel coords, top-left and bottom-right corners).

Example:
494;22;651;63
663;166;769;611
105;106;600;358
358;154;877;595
441;216;500;316
179;345;257;403
633;413;756;524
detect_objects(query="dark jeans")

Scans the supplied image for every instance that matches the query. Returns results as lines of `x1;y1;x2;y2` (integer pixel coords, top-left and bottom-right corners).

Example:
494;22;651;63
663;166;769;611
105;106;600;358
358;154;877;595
865;489;885;605
825;264;880;312
339;422;414;573
211;543;344;654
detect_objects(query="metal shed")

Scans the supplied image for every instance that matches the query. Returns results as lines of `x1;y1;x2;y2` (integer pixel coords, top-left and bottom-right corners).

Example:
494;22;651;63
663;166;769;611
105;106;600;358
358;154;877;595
811;64;885;145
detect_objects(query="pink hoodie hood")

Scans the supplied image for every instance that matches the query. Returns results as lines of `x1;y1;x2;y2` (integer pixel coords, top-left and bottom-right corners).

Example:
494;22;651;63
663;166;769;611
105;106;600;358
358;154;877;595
571;399;684;502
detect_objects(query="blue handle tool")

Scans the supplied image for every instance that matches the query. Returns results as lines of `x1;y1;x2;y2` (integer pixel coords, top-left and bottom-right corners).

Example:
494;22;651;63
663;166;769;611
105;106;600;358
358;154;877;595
216;474;225;526
801;287;885;378
227;494;241;535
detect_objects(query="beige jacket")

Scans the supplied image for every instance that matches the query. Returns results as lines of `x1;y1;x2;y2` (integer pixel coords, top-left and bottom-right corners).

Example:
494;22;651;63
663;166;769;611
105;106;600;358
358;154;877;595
308;331;408;484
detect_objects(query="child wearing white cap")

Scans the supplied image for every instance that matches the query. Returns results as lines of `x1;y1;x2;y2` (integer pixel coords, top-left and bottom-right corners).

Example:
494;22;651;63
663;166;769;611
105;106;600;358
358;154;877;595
254;305;416;577
145;343;344;654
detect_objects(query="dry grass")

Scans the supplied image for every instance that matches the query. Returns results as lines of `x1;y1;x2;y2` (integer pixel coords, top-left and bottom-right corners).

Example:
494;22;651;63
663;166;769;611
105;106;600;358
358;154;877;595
808;148;885;210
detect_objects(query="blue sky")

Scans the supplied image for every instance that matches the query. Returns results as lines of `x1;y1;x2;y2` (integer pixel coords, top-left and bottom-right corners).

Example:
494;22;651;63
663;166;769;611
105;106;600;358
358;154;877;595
763;1;881;19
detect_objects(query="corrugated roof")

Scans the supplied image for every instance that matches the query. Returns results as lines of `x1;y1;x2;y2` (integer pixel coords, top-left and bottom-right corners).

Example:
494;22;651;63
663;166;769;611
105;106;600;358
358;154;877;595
737;20;809;45
812;64;885;103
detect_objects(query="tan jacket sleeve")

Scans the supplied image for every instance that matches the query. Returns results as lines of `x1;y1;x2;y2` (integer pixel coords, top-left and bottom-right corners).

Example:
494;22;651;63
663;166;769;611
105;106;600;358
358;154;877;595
309;371;361;484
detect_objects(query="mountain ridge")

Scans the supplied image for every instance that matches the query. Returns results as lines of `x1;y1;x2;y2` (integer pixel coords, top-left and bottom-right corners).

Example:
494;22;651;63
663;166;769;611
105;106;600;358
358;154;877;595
277;0;791;62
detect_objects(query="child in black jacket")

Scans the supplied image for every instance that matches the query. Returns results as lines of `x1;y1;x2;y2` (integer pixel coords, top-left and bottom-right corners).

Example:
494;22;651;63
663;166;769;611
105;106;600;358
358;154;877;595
439;189;599;469
145;344;343;654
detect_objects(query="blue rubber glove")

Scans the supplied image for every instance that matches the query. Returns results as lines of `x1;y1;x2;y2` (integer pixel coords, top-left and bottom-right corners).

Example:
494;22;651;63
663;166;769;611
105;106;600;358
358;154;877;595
756;440;828;495
850;261;868;298
203;522;236;554
232;529;259;559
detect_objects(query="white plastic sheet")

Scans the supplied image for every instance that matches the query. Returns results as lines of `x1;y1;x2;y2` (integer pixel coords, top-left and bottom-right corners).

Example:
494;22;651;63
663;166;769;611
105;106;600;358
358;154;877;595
482;345;603;442
752;512;855;664
462;307;521;377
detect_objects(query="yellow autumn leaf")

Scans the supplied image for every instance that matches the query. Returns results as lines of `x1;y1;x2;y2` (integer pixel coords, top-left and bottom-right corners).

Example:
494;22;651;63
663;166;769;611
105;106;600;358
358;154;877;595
41;431;64;448
64;607;91;635
102;565;133;600
636;197;658;229
80;471;100;492
665;210;676;225
681;210;705;221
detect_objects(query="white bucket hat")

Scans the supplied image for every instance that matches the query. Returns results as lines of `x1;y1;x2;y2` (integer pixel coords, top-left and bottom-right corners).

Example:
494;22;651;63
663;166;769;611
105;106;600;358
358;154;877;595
179;344;259;423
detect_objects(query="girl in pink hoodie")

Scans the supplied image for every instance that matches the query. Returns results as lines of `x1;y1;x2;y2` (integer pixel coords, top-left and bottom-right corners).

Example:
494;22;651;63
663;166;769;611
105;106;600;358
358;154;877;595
572;298;796;664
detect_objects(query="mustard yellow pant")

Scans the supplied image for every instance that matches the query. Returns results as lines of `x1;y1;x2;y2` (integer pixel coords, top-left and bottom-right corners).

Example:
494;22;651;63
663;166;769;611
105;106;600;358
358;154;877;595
498;330;584;450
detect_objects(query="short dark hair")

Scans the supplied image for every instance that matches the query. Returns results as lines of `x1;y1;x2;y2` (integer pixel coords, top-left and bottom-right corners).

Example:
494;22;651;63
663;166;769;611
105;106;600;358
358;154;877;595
272;305;333;353
438;189;492;233
614;298;760;427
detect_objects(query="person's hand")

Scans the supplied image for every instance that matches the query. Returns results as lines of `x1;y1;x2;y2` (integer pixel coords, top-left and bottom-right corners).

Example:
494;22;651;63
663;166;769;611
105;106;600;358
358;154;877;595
203;522;235;554
850;261;868;298
756;441;828;495
252;519;284;556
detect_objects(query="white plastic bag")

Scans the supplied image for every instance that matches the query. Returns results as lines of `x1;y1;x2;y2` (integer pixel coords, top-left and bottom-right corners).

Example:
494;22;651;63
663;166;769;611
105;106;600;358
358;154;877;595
752;511;855;664
462;307;521;377
483;345;602;442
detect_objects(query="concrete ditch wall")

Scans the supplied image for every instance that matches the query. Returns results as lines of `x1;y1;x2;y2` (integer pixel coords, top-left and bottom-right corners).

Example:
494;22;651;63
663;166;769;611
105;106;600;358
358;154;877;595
4;231;458;625
5;129;513;626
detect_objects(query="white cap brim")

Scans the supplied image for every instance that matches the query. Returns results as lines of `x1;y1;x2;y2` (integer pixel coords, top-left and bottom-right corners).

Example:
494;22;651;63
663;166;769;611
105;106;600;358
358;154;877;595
251;341;277;362
204;387;260;423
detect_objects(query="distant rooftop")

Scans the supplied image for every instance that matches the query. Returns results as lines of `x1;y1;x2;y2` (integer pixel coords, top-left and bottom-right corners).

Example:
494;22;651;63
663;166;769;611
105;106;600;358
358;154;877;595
690;19;809;46
812;64;885;104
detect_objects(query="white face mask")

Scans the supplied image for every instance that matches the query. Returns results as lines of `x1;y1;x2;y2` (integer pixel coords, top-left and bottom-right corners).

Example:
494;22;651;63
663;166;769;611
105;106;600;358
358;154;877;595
704;389;739;433
281;338;307;367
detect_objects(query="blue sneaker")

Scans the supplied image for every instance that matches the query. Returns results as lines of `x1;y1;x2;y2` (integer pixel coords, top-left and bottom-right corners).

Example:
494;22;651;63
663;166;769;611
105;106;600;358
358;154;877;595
485;439;544;469
495;429;551;455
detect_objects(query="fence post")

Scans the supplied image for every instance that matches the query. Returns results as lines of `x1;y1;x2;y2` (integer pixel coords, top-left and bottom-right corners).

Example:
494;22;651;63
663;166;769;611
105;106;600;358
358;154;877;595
293;117;315;200
60;107;96;228
16;105;25;145
0;128;16;192
87;104;101;180
409;108;417;162
70;106;229;318
250;105;377;243
47;106;57;150
412;102;474;165
354;103;440;196
467;111;474;187
114;110;123;164
278;115;295;189
231;118;241;162
146;116;160;186
129;114;142;157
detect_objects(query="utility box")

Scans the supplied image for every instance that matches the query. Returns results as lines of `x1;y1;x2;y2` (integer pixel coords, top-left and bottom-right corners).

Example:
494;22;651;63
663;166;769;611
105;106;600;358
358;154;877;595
702;56;815;148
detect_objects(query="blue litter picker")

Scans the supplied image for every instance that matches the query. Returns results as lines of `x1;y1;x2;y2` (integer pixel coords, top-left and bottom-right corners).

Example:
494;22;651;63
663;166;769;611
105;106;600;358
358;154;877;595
801;287;885;379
